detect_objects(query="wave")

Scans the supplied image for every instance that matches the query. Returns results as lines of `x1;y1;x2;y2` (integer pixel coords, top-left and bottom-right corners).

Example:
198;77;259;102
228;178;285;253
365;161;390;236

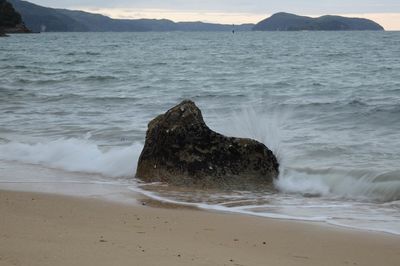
14;75;117;85
0;91;140;104
289;98;369;108
276;167;400;202
65;51;101;56
292;98;400;115
347;99;368;106
83;75;118;82
372;104;400;115
0;139;399;202
210;106;400;202
0;138;143;178
0;102;399;203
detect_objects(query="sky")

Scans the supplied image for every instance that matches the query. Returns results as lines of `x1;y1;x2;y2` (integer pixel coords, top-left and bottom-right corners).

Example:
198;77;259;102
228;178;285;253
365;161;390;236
28;0;400;30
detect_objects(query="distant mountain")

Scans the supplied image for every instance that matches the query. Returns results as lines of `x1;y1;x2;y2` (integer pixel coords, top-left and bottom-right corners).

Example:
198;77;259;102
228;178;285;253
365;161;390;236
9;0;253;32
0;0;30;34
253;12;384;31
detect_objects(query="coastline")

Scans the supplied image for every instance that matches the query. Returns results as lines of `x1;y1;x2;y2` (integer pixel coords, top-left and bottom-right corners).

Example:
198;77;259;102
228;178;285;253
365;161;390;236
1;189;399;266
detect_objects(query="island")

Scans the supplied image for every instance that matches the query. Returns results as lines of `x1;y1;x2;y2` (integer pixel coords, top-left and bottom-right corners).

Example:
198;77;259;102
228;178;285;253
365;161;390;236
0;0;30;35
8;0;253;32
253;12;384;31
5;1;385;33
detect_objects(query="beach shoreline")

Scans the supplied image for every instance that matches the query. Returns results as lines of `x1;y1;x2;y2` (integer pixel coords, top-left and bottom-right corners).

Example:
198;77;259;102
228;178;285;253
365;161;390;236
1;189;399;266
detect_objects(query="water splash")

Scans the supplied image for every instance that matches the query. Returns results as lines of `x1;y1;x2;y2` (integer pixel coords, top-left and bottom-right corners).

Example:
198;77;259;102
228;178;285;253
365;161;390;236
214;106;291;165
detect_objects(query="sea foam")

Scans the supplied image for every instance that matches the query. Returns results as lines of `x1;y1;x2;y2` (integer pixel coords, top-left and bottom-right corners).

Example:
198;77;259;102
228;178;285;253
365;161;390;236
276;167;400;202
0;138;143;178
1;105;399;202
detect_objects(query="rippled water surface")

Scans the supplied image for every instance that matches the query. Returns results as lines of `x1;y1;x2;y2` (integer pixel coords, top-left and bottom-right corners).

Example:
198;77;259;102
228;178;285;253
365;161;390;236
1;32;400;234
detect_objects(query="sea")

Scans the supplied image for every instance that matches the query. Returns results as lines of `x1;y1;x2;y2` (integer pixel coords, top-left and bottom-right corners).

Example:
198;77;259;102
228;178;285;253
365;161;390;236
1;31;400;235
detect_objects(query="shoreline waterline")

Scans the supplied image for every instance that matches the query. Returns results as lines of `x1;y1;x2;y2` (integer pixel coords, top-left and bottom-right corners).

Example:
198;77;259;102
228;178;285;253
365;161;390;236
1;159;399;236
1;31;400;241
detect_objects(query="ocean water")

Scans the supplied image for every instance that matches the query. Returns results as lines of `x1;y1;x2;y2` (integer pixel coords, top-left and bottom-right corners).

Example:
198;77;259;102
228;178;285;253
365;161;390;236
1;32;400;234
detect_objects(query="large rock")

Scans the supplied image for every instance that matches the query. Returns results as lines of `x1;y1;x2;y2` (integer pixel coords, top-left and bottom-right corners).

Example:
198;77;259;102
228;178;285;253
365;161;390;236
136;100;279;189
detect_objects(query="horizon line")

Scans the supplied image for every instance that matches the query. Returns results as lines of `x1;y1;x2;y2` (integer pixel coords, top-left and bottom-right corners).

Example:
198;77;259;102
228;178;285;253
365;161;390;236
12;0;400;30
69;7;400;30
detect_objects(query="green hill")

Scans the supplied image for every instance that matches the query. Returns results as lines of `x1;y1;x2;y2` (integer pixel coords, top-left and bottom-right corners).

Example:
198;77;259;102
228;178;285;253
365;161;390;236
9;0;253;32
0;0;30;34
253;12;384;31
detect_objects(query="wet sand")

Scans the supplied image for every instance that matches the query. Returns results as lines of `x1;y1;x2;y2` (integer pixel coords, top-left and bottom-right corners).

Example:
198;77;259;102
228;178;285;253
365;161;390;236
1;189;399;266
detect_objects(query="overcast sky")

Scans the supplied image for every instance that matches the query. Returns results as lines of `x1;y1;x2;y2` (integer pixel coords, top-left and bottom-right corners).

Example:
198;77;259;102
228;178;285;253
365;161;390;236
28;0;400;30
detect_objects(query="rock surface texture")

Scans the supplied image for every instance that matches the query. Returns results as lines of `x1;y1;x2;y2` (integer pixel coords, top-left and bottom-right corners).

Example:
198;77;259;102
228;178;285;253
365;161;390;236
136;100;279;189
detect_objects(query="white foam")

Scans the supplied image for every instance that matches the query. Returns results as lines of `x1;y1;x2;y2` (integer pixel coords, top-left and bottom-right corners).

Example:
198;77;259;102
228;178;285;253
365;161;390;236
133;184;400;235
213;106;400;202
0;138;143;178
131;186;328;222
275;167;400;202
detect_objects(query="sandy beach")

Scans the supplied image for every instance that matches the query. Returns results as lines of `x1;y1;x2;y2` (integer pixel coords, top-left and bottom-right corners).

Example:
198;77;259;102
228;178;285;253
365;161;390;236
1;189;399;266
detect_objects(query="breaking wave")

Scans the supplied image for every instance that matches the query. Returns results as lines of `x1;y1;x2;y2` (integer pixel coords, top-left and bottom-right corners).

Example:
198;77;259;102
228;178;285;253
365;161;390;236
0;138;143;178
276;167;400;202
1;105;399;203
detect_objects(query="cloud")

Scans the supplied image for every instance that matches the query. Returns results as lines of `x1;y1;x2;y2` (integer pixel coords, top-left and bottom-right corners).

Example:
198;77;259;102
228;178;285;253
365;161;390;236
79;7;266;24
339;13;400;30
30;0;400;14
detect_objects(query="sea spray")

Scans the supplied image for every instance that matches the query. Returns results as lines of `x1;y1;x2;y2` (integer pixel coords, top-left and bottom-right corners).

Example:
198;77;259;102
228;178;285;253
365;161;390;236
213;105;291;165
211;106;400;202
